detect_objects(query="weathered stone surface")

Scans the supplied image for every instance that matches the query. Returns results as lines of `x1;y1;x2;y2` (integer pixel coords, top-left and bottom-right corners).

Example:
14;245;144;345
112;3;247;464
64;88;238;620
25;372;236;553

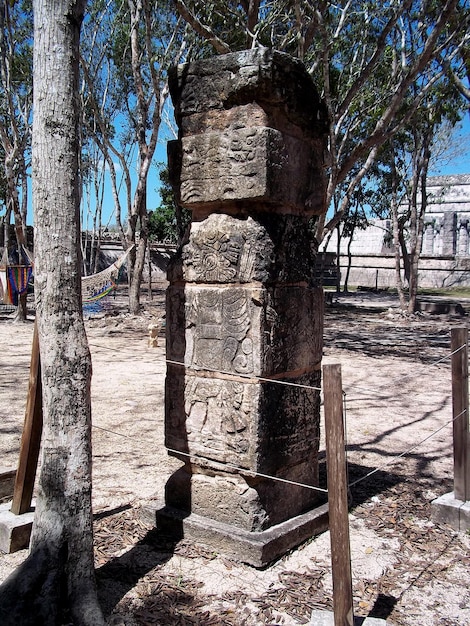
166;284;323;375
309;610;387;626
169;49;327;138
168;49;328;216
184;286;262;375
162;49;327;558
168;212;315;285
164;463;320;532
170;127;322;214
431;491;470;532
165;367;321;475
0;501;34;553
0;468;16;501
152;501;330;568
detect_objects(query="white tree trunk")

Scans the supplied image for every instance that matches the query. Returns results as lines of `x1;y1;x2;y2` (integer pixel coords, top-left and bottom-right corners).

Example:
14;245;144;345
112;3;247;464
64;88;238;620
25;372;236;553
0;1;105;623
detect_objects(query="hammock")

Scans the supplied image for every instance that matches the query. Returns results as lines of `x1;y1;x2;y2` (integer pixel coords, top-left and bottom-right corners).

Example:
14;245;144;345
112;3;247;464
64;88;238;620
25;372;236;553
81;246;133;306
0;244;132;309
0;246;34;306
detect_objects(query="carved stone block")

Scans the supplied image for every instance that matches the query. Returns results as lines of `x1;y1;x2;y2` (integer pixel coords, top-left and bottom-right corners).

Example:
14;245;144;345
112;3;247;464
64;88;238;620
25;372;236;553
171;127;321;214
168;212;315;285
169;49;327;139
168;48;328;216
165;366;321;476
164;464;320;532
166;283;323;376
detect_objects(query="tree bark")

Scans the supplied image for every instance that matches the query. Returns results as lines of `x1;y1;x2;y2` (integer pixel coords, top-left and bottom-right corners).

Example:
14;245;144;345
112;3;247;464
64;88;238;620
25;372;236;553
0;1;105;624
390;156;408;311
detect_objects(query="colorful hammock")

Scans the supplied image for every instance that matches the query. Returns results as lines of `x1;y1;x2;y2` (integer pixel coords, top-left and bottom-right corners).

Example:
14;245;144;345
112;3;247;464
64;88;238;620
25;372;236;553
0;245;132;309
81;246;133;308
0;245;34;306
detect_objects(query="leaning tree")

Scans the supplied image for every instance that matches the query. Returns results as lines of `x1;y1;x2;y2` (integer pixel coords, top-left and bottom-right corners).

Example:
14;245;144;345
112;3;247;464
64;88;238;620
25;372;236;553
0;0;106;623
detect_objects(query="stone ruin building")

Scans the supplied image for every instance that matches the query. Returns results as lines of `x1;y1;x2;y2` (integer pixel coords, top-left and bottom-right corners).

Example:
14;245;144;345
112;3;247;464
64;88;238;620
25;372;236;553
321;174;470;289
154;49;329;566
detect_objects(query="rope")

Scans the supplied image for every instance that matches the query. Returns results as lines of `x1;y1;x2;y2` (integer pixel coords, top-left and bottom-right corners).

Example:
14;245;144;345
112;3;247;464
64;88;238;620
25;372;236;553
87;330;467;499
345;343;466;398
91;423;328;494
166;359;323;392
347;407;467;489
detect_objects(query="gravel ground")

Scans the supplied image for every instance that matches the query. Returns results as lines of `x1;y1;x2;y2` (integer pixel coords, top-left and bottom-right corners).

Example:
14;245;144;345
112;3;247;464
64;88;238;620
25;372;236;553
1;287;470;625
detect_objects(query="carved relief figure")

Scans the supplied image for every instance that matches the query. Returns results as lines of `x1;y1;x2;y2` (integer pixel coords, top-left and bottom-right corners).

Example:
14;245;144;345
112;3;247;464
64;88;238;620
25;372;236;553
188;289;254;375
185;378;251;456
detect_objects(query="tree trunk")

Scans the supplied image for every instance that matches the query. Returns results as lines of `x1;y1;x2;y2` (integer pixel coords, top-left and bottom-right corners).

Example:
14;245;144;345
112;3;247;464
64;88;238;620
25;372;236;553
128;190;149;315
336;223;343;293
147;238;153;301
128;229;147;314
390;158;408;311
408;133;431;314
0;1;105;624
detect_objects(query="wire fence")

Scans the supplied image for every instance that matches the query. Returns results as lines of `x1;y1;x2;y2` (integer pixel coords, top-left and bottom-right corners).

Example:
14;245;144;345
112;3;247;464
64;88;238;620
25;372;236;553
89;340;467;498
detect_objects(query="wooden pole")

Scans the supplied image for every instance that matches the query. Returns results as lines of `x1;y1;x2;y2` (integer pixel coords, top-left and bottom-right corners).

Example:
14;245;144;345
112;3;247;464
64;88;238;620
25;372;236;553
11;320;43;515
323;363;354;626
451;327;470;502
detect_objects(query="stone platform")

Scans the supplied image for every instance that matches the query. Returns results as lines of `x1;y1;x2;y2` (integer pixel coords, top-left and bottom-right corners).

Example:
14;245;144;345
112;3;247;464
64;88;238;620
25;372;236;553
142;501;329;568
309;610;387;625
431;491;470;532
0;501;34;553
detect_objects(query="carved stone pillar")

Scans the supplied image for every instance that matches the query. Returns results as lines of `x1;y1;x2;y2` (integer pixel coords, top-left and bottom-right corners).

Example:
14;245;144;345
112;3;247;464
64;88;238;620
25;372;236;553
160;49;329;566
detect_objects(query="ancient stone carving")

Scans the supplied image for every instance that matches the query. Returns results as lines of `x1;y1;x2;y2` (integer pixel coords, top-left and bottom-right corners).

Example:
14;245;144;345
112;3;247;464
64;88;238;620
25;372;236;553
163;49;328;564
174;126;323;214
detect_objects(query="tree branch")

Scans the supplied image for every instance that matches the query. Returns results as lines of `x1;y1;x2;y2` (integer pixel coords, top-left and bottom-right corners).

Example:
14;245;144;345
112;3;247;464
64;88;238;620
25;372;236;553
174;0;231;54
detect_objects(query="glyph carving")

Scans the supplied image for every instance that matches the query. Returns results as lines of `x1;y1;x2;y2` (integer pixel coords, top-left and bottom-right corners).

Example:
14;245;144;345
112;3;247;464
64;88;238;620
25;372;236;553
191;230;241;282
181;214;268;284
187;289;254;375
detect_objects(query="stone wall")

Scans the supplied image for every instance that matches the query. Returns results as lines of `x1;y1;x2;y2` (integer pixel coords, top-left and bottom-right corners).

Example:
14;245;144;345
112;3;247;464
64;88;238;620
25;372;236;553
322;174;470;288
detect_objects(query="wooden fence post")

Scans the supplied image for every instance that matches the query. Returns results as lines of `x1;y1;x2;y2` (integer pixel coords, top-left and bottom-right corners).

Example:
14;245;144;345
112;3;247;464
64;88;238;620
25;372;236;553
11;320;43;515
451;327;470;502
323;363;354;626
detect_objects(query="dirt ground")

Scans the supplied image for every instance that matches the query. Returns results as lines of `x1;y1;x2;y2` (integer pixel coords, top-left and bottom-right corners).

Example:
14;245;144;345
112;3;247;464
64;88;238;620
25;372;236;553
1;286;470;625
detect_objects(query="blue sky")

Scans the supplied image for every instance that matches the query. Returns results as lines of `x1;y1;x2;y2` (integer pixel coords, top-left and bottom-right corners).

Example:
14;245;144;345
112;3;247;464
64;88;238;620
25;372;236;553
429;116;470;176
91;115;470;229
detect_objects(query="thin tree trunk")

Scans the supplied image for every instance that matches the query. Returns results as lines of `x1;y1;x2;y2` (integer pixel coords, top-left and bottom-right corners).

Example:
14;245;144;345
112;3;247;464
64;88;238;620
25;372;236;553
408;133;431;314
407;127;424;314
0;1;105;623
147;238;153;301
391;157;408;311
344;225;355;294
336;223;342;293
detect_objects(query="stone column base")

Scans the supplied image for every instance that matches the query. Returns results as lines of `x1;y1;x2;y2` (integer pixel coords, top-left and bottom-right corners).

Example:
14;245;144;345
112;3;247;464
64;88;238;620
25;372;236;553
431;491;470;532
142;501;329;567
309;610;388;625
0;501;34;553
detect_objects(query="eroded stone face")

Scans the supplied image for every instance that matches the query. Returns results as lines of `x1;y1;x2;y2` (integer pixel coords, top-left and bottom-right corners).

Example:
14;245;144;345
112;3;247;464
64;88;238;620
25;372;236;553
168;48;328;216
168;212;315;284
169;49;327;138
166;283;323;376
165;367;321;474
170;127;322;214
164;49;327;540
